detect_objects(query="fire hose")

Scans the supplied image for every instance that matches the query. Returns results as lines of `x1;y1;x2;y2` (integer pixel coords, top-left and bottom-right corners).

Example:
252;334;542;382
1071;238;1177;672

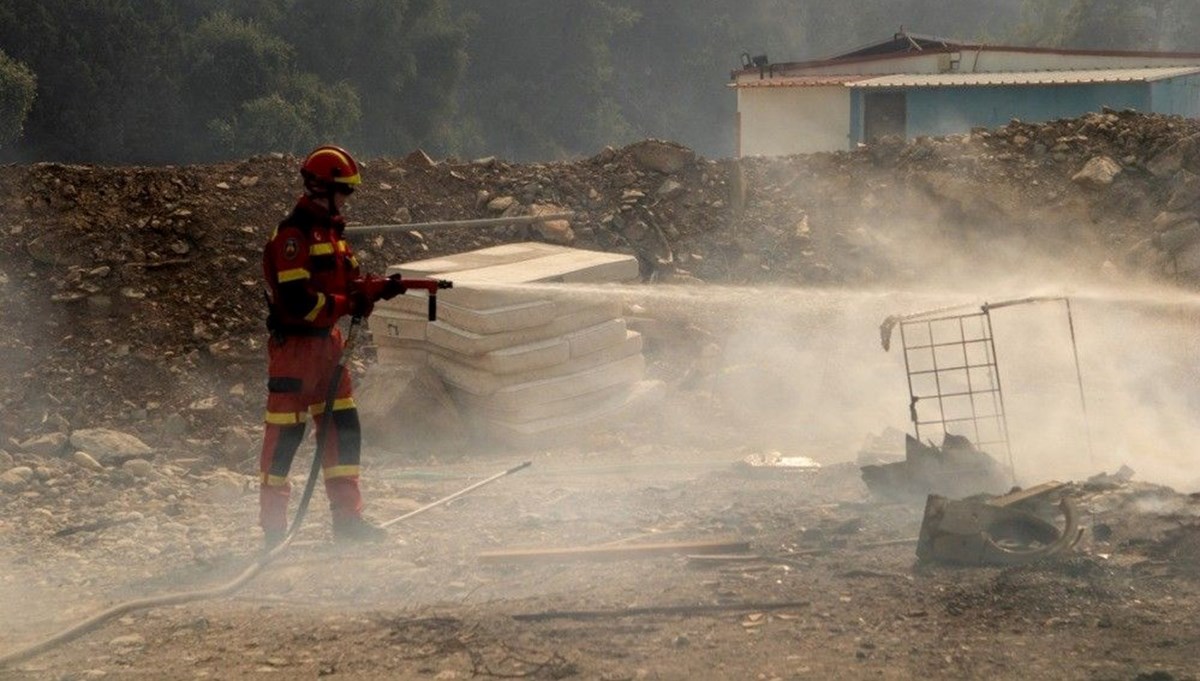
0;279;532;669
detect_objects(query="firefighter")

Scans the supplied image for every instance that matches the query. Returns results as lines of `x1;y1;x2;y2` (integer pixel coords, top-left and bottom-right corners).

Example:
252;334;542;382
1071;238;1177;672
258;144;405;549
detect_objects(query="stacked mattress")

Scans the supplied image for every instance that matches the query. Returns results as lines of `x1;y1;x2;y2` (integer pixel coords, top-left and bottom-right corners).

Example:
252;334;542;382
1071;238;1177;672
369;243;658;443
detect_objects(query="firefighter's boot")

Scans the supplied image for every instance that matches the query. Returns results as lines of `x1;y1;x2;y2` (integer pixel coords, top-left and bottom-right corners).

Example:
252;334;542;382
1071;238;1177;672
262;528;286;553
332;516;388;544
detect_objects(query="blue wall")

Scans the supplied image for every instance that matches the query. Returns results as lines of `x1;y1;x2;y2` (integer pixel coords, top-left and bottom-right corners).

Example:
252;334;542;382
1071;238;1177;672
850;82;1157;144
1151;74;1200;117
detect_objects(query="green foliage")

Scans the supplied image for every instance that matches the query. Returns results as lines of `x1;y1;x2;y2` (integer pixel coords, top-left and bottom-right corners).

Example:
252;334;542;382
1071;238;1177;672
272;0;468;157
208;76;360;157
0;0;1190;163
180;11;305;159
453;0;637;161
0;49;35;149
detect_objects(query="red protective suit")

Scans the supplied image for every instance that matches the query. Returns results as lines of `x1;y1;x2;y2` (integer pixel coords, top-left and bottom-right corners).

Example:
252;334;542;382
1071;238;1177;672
259;195;370;533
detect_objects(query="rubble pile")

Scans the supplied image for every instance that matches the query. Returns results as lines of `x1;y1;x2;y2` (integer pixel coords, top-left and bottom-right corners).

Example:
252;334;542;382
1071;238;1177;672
2;112;1200;466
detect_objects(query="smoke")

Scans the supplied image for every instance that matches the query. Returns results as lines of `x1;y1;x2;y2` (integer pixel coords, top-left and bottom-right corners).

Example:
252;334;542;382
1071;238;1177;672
498;199;1200;494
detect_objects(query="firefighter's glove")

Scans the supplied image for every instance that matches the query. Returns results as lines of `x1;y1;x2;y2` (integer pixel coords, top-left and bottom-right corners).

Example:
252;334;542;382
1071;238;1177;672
380;274;407;300
348;288;375;319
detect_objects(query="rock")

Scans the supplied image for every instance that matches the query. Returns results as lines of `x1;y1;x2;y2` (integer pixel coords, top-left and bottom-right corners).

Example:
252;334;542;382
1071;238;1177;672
402;149;436;169
0;450;13;471
1172;239;1200;276
160;413;188;437
391;206;412;223
1167;170;1200;211
486;196;517;213
69;428;153;464
122;458;153;477
534;219;573;244
108;633;145;649
219;427;256;468
0;466;34;492
188;396;218;411
205;470;248;503
1154;221;1200;253
656;179;685;199
628;139;696;174
1071;155;1121;187
18;432;68;457
531;203;574;244
72;451;106;471
593;146;617;163
1152;211;1195;232
1147;133;1200;178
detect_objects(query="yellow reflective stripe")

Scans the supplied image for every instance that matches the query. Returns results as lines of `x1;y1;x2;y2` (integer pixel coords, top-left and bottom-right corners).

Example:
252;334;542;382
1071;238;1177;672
323;465;361;479
261;473;289;487
310;398;356;415
349;256;359;268
278;268;310;283
310;243;334;256
304;293;326;322
336;240;349;253
265;410;305;425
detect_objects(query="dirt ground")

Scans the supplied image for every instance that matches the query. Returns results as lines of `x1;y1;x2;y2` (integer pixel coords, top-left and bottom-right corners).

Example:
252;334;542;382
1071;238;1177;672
5;111;1200;679
2;443;1199;681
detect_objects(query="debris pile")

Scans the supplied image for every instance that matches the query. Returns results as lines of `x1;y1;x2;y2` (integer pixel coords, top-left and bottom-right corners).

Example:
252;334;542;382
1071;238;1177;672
860;433;1011;502
4;111;1200;460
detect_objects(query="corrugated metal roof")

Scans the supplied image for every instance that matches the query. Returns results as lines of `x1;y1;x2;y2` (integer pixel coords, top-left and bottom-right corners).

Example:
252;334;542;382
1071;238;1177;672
848;66;1200;88
730;75;870;88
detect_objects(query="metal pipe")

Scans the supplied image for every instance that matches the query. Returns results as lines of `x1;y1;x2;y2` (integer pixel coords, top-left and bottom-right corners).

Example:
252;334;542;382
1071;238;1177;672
380;461;532;528
1064;298;1096;468
345;212;575;235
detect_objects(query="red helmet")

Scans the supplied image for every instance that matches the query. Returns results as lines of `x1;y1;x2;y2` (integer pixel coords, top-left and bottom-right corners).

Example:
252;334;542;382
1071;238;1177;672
300;145;362;186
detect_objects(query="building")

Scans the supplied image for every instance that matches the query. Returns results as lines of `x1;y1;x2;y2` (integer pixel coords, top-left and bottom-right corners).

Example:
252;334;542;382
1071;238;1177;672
732;31;1200;157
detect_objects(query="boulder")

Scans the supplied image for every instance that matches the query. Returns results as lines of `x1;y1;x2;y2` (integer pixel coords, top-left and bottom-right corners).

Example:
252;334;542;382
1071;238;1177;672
1071;155;1121;188
0;466;34;492
1167;170;1200;211
69;428;153;464
19;432;68;457
1147;133;1200;178
531;204;574;245
1154;221;1200;254
486;196;517;213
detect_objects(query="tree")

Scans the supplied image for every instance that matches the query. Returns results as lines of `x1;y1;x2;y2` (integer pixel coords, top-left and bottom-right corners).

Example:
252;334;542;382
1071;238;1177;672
453;0;636;160
208;76;360;157
0;49;36;150
272;0;468;157
0;0;188;163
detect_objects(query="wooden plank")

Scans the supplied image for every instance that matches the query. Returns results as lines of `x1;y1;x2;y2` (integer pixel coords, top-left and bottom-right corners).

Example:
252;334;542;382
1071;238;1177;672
478;538;750;564
512;600;809;622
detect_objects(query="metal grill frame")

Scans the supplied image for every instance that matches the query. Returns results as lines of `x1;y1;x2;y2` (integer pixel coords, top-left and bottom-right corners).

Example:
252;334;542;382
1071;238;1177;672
881;296;1093;482
897;308;1014;476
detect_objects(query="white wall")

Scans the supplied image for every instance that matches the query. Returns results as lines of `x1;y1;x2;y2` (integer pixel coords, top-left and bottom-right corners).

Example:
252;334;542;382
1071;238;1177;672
738;86;850;156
